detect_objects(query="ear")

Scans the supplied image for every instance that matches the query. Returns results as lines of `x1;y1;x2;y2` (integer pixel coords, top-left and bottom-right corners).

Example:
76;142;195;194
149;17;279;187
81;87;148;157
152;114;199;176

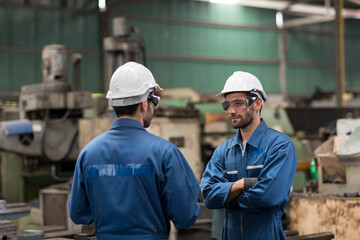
139;101;147;113
254;98;263;111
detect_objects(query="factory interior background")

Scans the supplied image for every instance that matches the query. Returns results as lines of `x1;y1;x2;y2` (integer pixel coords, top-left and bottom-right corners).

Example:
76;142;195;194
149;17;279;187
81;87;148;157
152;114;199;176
0;0;360;239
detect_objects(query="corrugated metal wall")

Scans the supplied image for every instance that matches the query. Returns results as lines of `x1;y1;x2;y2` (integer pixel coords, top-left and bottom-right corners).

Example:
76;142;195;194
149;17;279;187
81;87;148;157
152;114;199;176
110;1;281;94
0;1;102;92
1;0;359;96
108;0;360;95
286;20;360;94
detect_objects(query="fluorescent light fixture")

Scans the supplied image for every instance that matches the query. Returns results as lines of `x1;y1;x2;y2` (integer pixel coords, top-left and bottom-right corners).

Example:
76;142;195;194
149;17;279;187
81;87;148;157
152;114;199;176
98;0;106;11
276;12;283;28
209;0;242;5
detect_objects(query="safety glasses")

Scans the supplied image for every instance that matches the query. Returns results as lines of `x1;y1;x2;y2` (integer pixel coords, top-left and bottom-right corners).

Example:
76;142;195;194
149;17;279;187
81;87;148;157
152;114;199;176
148;94;160;109
221;97;257;111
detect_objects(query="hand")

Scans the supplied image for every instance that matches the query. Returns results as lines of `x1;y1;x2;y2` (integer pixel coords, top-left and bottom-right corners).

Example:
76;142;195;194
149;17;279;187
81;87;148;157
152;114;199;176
227;178;244;202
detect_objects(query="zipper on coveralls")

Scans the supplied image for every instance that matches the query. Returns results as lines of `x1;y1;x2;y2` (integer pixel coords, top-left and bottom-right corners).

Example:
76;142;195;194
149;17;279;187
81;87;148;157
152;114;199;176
241;210;243;239
241;143;246;158
240;143;246;238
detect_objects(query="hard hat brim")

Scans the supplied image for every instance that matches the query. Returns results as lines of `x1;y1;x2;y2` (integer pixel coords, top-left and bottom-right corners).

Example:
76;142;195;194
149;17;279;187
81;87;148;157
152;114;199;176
215;90;268;102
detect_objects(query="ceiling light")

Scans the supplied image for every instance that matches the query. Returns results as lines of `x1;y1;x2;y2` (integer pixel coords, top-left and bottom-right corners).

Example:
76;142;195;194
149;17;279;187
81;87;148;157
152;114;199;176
98;0;106;12
276;12;283;28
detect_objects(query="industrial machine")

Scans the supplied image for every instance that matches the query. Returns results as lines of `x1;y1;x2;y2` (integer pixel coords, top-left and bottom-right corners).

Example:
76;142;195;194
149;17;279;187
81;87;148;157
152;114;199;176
0;199;45;239
0;44;93;203
0;17;154;239
103;16;146;93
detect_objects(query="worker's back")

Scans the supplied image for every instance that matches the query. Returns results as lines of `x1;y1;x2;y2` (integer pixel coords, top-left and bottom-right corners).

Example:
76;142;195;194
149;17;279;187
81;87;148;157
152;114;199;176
69;118;200;240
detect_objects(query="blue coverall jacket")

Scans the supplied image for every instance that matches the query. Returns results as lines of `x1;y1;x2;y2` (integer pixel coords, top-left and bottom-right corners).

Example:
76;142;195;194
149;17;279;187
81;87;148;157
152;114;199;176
68;118;200;240
200;119;297;240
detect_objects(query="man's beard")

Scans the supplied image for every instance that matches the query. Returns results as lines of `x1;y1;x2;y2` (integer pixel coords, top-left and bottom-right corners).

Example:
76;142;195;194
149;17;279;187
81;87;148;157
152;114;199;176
143;103;153;128
231;105;254;129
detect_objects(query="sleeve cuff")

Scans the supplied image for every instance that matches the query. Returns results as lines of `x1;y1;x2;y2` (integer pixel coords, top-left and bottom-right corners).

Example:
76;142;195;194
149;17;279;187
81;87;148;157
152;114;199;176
238;192;260;213
223;182;238;209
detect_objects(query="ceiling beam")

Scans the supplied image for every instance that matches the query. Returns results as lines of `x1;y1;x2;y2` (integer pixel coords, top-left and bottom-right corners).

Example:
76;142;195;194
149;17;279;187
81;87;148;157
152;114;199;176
208;0;360;19
282;0;314;13
334;0;346;107
283;8;360;28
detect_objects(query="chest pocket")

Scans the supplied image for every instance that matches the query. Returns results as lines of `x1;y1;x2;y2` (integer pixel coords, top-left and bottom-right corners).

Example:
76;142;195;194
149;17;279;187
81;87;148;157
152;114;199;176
224;160;238;182
246;164;264;177
246;147;266;177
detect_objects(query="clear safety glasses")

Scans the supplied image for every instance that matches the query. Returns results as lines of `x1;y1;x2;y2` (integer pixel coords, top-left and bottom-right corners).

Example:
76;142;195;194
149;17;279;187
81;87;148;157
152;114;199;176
148;94;160;109
221;96;257;111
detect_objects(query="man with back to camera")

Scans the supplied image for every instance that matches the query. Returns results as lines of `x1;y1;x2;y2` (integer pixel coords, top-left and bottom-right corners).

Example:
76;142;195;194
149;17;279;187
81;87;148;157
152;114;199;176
200;71;297;240
68;61;200;240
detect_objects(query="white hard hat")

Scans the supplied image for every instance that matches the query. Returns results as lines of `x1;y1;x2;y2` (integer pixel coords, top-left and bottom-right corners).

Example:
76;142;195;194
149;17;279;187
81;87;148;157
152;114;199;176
216;71;268;102
106;61;163;106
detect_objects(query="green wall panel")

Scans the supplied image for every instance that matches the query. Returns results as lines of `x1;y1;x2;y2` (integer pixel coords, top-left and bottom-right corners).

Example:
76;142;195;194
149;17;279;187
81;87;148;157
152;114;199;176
62;13;100;49
80;55;102;92
148;59;279;94
37;11;66;46
109;0;359;96
0;6;101;92
112;0;276;26
287;31;334;62
287;66;335;94
0;9;11;45
296;18;360;35
1;0;360;96
345;37;360;64
0;52;11;89
9;52;42;90
1;49;101;92
131;19;278;59
0;51;40;91
345;19;360;34
346;69;360;90
294;21;334;32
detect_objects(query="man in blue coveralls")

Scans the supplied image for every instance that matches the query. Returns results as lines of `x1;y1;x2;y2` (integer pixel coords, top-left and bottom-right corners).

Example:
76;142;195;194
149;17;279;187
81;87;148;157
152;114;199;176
68;62;200;240
200;71;297;240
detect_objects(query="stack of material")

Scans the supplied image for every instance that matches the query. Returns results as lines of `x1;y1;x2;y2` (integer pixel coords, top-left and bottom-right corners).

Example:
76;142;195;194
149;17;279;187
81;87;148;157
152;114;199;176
0;220;17;237
0;200;30;240
314;118;360;195
338;125;360;165
314;135;348;184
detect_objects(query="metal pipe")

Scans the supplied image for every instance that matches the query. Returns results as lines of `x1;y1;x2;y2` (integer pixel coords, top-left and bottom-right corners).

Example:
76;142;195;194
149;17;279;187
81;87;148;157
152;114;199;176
279;27;288;100
112;13;277;32
334;0;346;107
281;0;314;13
283;9;360;28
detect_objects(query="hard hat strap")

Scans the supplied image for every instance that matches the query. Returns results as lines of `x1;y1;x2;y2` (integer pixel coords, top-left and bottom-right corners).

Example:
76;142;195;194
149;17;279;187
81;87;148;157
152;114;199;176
249;90;263;101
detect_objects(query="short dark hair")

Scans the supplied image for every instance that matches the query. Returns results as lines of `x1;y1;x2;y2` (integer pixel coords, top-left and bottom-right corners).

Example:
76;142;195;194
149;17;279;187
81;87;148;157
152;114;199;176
246;92;263;113
113;104;139;117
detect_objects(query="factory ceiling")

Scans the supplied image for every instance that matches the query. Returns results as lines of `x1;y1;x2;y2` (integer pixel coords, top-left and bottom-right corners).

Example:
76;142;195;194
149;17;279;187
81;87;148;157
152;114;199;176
200;0;360;27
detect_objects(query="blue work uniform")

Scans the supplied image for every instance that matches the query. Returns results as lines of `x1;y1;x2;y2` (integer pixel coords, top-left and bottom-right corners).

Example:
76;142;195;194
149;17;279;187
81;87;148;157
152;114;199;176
200;119;297;240
68;118;200;240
